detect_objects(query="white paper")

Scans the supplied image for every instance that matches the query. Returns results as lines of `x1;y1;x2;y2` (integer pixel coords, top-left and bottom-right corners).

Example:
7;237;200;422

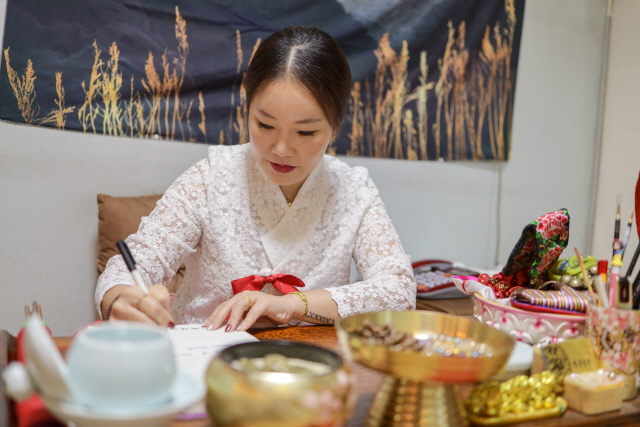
167;324;258;417
168;324;258;381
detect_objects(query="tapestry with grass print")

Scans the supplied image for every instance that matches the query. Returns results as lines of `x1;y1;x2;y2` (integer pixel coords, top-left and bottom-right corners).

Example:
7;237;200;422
0;0;524;161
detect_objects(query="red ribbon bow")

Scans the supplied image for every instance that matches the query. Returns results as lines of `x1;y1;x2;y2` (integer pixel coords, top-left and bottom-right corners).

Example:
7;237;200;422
231;274;305;295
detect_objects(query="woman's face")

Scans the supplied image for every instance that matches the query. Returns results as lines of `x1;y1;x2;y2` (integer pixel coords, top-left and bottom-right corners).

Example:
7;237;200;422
249;79;333;198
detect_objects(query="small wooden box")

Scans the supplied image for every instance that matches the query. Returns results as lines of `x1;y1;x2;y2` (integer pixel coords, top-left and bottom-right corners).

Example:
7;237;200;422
563;370;624;415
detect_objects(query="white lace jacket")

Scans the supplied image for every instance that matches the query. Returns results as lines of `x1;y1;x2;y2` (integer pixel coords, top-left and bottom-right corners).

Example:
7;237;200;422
96;144;416;324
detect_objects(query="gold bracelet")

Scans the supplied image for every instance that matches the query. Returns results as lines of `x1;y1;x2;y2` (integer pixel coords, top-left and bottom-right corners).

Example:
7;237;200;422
290;292;308;326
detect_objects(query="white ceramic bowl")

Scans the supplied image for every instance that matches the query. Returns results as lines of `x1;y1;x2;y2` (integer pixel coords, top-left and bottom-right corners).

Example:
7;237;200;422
473;294;586;345
66;322;176;410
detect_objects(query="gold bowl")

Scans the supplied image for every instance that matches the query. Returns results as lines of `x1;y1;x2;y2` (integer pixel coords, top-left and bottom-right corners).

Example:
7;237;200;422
335;311;515;427
205;340;355;427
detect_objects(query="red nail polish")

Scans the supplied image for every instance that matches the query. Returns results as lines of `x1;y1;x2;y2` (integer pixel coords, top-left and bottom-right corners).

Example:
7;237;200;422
225;324;232;332
168;321;176;329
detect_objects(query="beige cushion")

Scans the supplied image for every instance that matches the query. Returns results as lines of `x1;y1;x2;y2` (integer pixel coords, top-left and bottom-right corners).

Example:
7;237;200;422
97;193;185;293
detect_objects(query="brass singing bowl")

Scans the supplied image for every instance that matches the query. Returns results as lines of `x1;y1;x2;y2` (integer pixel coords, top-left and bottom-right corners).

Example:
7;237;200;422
335;310;515;383
205;341;355;427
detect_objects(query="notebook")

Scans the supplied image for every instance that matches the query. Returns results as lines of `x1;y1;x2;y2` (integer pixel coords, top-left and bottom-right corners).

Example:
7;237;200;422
167;324;258;419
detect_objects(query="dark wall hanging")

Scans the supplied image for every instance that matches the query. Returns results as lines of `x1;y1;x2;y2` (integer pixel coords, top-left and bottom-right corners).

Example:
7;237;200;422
0;0;525;160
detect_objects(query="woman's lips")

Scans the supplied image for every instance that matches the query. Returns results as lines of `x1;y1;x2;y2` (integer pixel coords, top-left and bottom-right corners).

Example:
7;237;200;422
270;161;296;173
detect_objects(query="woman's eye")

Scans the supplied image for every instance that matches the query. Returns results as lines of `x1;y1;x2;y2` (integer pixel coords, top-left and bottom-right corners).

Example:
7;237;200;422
257;121;274;130
298;130;316;137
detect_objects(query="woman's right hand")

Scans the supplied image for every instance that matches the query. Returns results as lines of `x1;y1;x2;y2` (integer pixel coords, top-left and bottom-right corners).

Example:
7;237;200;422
101;284;175;327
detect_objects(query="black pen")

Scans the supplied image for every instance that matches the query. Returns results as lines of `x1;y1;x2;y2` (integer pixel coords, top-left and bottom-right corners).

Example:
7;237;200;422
633;270;640;310
612;197;621;258
116;240;150;295
626;244;640;279
621;213;634;260
629;244;640;310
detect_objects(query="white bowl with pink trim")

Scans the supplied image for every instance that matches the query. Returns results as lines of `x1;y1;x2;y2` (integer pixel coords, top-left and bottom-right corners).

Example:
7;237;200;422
473;293;586;345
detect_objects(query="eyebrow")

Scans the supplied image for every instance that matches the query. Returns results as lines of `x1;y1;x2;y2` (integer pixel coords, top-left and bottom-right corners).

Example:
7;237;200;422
257;108;322;125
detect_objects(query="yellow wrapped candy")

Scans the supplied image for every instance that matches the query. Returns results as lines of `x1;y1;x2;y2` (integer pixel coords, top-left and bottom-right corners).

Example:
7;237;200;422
465;371;567;425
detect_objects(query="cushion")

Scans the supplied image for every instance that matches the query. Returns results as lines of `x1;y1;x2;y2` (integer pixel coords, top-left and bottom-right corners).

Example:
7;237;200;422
97;193;185;293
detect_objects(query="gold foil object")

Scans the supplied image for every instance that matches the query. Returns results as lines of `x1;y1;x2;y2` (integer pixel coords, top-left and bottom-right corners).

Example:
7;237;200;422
335;311;515;427
465;371;567;424
205;341;355;427
539;337;600;382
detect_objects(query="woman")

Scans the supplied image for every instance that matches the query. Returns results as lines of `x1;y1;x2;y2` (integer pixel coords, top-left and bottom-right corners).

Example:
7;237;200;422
96;25;416;331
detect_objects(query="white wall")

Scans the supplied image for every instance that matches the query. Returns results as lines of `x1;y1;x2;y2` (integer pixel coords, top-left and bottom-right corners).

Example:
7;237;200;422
591;0;640;265
0;0;611;336
0;127;210;336
503;0;608;260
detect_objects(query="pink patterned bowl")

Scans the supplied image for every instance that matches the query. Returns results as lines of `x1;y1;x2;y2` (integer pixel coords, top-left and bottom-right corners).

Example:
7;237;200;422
473;294;586;345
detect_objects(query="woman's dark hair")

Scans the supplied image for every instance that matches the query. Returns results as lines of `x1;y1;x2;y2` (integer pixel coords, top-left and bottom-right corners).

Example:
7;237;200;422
245;26;352;132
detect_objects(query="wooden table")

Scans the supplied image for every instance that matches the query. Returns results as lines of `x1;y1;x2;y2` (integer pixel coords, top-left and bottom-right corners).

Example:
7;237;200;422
3;322;640;426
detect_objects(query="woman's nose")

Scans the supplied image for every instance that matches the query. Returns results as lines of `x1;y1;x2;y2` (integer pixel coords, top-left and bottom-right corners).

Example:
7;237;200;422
272;134;294;157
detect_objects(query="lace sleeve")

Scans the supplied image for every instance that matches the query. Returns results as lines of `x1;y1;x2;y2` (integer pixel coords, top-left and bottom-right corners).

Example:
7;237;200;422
326;195;416;318
95;161;209;314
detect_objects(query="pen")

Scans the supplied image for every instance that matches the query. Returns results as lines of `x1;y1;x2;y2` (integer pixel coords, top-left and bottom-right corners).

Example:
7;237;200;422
593;275;609;308
609;254;623;309
626;243;640;279
612;196;621;257
614;196;621;238
621;212;634;260
598;259;608;282
116;240;150;295
597;260;609;308
633;269;640;310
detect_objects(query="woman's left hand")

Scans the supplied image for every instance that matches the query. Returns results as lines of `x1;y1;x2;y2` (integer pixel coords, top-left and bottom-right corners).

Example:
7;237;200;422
203;291;301;332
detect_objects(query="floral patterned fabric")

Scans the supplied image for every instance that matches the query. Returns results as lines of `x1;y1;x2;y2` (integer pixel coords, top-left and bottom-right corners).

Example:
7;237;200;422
501;208;570;287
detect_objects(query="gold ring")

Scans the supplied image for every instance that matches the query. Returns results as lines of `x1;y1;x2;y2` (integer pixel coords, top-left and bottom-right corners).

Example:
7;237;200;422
243;295;253;307
135;294;150;310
